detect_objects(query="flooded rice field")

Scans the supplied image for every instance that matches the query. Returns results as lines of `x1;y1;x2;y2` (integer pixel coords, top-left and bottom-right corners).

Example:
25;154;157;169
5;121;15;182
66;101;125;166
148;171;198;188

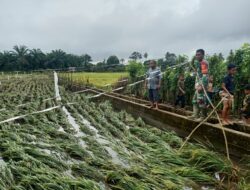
0;74;249;190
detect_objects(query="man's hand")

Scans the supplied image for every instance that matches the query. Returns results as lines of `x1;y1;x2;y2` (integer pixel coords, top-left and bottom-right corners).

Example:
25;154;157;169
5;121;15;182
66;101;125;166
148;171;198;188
156;85;161;89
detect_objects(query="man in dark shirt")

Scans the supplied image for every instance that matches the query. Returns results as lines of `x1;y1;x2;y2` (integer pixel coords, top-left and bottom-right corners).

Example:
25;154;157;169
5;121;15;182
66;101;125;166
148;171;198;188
221;64;236;125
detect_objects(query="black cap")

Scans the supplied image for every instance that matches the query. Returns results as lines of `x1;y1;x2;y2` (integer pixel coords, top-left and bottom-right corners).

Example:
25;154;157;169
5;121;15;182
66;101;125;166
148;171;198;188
227;63;236;70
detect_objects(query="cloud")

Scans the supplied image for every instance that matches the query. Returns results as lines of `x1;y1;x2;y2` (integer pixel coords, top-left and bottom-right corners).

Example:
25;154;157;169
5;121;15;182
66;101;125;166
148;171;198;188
0;0;249;60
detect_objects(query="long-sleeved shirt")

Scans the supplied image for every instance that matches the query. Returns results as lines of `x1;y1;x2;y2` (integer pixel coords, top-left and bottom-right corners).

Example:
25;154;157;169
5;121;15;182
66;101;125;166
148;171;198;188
146;67;161;90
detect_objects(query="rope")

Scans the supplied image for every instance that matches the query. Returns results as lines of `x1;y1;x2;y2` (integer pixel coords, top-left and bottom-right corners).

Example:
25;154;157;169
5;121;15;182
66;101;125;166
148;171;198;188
79;62;190;98
16;97;56;108
178;98;224;151
200;78;230;160
0;106;60;124
179;63;230;160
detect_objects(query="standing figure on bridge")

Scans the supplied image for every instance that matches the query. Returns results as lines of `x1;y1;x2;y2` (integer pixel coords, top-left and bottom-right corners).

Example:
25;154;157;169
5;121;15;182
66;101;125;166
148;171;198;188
240;84;250;124
145;60;161;109
220;64;236;125
175;74;186;108
188;49;209;121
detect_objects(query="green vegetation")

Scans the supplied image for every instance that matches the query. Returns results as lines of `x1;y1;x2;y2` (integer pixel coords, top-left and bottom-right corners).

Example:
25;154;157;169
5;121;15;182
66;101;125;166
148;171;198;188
0;74;246;189
60;72;128;87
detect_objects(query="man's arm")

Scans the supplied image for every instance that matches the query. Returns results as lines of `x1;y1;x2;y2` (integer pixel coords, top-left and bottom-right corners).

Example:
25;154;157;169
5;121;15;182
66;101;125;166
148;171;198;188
179;85;185;94
222;82;232;97
157;70;162;89
158;78;161;88
145;71;149;88
145;80;148;88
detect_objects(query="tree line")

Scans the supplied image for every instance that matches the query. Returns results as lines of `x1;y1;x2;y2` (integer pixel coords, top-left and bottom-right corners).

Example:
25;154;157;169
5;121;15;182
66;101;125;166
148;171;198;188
0;45;188;72
0;45;125;72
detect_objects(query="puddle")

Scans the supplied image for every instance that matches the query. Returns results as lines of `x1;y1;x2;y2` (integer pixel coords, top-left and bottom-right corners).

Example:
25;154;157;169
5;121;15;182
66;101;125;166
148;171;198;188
54;72;61;101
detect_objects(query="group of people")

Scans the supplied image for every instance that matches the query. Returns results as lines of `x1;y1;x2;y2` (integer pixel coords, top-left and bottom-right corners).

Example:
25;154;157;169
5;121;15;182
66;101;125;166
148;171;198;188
145;49;250;125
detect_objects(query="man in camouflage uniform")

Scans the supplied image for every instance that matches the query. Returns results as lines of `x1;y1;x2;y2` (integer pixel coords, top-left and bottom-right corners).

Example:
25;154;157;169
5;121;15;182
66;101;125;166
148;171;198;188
188;49;209;121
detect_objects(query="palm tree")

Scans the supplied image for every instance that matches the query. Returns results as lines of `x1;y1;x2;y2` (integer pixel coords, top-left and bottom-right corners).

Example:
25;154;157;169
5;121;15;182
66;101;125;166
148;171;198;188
120;58;125;64
46;49;67;69
29;49;46;69
12;45;30;70
0;51;16;71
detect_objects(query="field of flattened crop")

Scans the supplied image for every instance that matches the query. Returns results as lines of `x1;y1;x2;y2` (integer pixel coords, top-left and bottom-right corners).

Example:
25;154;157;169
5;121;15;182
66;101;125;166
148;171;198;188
0;73;245;190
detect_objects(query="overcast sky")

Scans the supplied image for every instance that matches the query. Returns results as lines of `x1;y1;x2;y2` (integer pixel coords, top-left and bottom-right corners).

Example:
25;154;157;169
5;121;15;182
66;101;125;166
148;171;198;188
0;0;249;61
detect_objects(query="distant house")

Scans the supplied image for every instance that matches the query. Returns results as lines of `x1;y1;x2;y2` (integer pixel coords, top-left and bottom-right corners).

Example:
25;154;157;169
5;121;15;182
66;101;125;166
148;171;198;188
68;67;76;71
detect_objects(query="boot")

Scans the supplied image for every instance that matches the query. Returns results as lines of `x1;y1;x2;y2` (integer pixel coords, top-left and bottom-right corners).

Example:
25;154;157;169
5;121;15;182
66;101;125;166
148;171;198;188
200;108;207;119
188;104;199;119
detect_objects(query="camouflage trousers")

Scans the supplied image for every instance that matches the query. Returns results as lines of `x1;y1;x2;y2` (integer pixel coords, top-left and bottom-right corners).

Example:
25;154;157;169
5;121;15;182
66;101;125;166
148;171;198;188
192;91;208;118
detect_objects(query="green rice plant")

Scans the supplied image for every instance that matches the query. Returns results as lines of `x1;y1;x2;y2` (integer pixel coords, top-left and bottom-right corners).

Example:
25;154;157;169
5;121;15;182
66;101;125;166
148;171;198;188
135;117;145;127
0;166;14;189
1;144;25;162
60;144;91;161
173;166;213;183
24;147;68;171
180;148;233;174
71;163;104;181
0;74;245;189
